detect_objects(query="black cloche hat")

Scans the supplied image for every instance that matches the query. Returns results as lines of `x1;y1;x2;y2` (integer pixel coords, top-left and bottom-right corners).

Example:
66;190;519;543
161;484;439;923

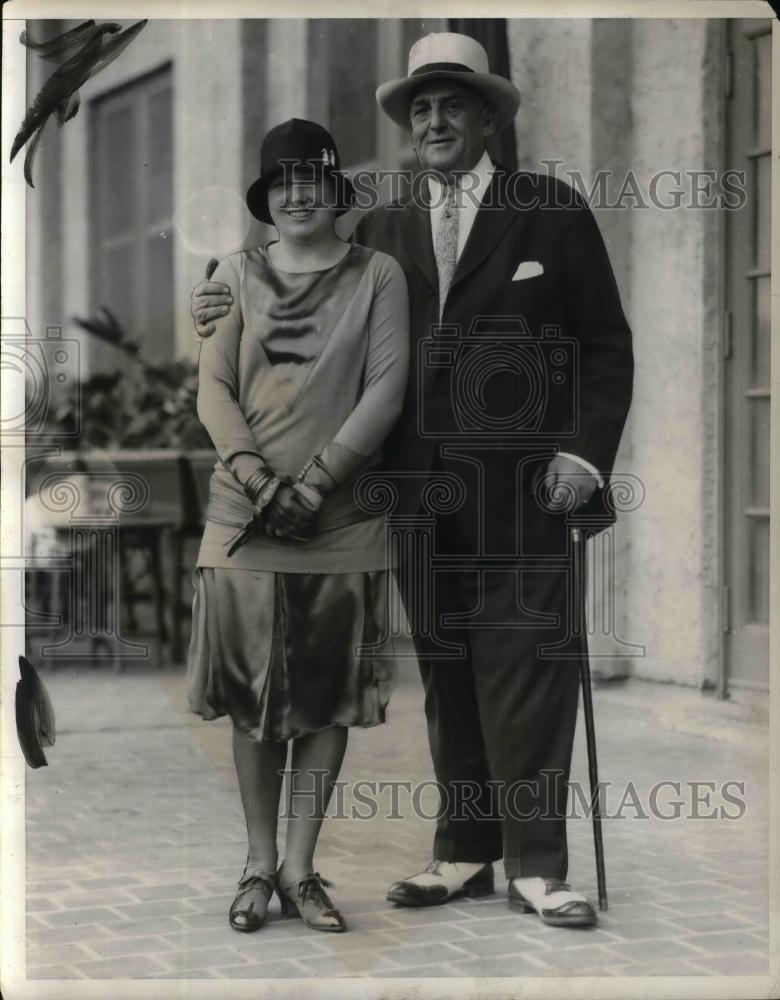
246;118;356;225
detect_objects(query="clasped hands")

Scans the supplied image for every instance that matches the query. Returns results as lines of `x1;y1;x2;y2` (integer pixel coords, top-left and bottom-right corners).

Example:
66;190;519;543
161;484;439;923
262;481;320;541
252;456;336;543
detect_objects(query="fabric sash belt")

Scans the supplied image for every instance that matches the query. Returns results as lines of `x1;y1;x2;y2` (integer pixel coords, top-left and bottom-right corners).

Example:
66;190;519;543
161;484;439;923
204;476;378;535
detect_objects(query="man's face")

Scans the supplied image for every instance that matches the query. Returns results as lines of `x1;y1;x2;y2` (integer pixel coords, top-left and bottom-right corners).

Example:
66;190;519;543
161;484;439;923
409;80;497;174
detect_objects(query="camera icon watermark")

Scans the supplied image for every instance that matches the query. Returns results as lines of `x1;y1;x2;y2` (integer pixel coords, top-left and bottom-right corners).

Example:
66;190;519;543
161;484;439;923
418;314;579;441
1;317;81;440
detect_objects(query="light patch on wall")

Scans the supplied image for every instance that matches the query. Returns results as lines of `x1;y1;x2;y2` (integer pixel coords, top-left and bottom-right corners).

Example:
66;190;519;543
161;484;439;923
173;185;251;259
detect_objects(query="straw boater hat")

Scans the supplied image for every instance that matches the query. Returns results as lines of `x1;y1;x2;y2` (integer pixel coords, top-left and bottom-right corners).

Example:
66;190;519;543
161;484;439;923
376;32;521;131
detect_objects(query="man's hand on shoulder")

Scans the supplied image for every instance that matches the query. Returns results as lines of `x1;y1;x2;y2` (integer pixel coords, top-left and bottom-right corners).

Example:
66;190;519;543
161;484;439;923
192;258;233;338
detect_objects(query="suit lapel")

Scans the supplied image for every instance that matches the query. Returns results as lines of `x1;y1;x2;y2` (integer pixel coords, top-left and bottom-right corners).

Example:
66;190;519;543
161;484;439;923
450;169;518;292
399;186;438;292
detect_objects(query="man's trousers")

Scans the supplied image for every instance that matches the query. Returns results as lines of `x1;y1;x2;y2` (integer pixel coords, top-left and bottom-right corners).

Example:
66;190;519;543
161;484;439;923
395;514;582;881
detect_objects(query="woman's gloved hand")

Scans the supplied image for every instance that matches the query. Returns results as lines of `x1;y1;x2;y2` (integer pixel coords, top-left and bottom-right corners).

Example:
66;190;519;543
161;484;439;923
264;483;319;541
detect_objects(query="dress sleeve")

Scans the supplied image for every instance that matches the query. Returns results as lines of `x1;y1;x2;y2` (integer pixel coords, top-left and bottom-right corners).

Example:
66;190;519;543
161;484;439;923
319;254;410;483
196;255;269;486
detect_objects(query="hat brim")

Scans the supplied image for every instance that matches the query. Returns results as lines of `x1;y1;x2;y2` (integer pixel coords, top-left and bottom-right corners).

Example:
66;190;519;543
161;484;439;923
376;70;520;131
246;167;356;225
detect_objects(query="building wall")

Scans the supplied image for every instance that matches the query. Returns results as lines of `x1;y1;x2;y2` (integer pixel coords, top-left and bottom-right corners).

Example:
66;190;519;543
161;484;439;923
627;20;724;687
27;18;725;688
28;19;245;373
507;18;724;687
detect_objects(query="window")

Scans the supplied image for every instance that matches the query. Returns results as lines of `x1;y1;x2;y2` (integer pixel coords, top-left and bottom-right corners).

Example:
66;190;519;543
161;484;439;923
89;65;174;367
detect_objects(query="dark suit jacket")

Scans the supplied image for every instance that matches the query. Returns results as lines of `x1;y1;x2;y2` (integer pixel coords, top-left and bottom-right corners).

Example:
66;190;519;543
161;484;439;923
354;167;633;551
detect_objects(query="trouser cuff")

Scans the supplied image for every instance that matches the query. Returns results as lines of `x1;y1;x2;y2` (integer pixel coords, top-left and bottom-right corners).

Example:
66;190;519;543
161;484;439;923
503;855;568;880
434;846;502;865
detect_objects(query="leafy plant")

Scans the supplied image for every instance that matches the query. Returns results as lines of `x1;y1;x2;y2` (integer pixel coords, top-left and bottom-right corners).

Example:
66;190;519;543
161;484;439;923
32;312;212;451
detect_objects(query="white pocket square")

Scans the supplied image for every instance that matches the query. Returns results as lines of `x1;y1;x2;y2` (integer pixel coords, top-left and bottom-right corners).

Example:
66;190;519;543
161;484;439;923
512;261;544;281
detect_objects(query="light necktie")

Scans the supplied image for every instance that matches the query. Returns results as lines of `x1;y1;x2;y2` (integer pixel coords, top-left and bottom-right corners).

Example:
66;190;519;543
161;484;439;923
434;181;459;321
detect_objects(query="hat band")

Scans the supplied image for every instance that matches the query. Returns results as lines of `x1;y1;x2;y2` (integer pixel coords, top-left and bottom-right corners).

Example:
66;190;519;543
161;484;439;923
410;61;475;77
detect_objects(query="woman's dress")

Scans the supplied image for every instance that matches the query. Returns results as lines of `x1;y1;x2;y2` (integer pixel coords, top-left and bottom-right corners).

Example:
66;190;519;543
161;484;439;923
187;242;410;741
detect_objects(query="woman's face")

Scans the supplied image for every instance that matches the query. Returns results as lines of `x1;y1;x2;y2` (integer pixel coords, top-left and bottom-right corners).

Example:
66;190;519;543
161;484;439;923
267;171;338;242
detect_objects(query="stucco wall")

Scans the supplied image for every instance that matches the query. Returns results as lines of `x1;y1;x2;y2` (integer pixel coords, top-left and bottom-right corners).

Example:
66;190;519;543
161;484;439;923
626;19;723;686
28;19;245;373
506;18;723;686
25;17;724;686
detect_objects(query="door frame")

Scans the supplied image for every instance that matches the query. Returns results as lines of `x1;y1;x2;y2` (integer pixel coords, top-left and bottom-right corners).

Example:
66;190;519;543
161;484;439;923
719;16;773;697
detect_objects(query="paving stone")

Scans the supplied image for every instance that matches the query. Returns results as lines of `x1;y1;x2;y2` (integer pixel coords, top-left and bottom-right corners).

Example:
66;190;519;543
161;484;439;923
450;916;527;939
307;929;403;954
447;932;541;958
686;951;770;976
661;882;738;902
608;937;708;962
155;947;252;972
382;904;479;927
173;932;326;961
126;882;204;901
175;911;235;931
28;924;113;947
27;943;95;967
607;958;707;976
382;922;476;946
216;959;311;978
141;969;223;979
27;963;86;979
74;954;170;978
53;889;141;909
184;893;236;914
337;912;406;932
26;897;65;913
381;942;472;966
22;666;770;982
42;906;130;928
660;911;761;935
375;963;453;977
295;951;398;976
606;918;690;941
446;956;534;977
685;929;770;954
104;915;190;938
112;898;199;921
27;881;75;895
75;875;145;890
511;945;621;975
600;901;679;922
84;935;177;958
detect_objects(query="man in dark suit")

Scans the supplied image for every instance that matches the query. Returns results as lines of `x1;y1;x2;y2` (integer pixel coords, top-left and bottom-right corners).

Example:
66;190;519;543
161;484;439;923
191;31;633;928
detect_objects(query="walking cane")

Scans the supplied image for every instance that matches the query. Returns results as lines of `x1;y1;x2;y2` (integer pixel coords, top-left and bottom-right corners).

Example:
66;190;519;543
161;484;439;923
571;527;608;912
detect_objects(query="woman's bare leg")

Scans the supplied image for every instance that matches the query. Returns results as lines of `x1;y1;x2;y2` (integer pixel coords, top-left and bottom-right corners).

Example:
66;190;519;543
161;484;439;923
279;725;348;885
232;724;287;872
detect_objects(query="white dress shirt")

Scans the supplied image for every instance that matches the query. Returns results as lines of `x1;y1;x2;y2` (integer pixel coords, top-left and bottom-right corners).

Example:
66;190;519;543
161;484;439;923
426;152;604;489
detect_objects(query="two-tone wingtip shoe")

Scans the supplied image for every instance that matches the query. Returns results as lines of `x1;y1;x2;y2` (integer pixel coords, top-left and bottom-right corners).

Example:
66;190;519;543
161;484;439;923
386;860;495;907
508;877;596;927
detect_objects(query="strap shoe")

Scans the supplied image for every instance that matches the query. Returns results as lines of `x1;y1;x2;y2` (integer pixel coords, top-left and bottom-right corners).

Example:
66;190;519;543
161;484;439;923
277;870;346;932
229;866;276;932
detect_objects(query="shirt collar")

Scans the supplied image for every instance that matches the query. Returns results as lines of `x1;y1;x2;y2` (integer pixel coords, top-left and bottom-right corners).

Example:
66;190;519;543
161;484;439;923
427;150;495;207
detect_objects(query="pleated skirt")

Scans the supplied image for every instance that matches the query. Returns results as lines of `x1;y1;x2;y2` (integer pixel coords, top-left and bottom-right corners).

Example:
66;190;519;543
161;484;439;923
186;567;398;742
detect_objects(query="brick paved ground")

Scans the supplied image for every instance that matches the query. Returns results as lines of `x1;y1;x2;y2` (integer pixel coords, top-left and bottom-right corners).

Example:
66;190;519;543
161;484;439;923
22;650;770;983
